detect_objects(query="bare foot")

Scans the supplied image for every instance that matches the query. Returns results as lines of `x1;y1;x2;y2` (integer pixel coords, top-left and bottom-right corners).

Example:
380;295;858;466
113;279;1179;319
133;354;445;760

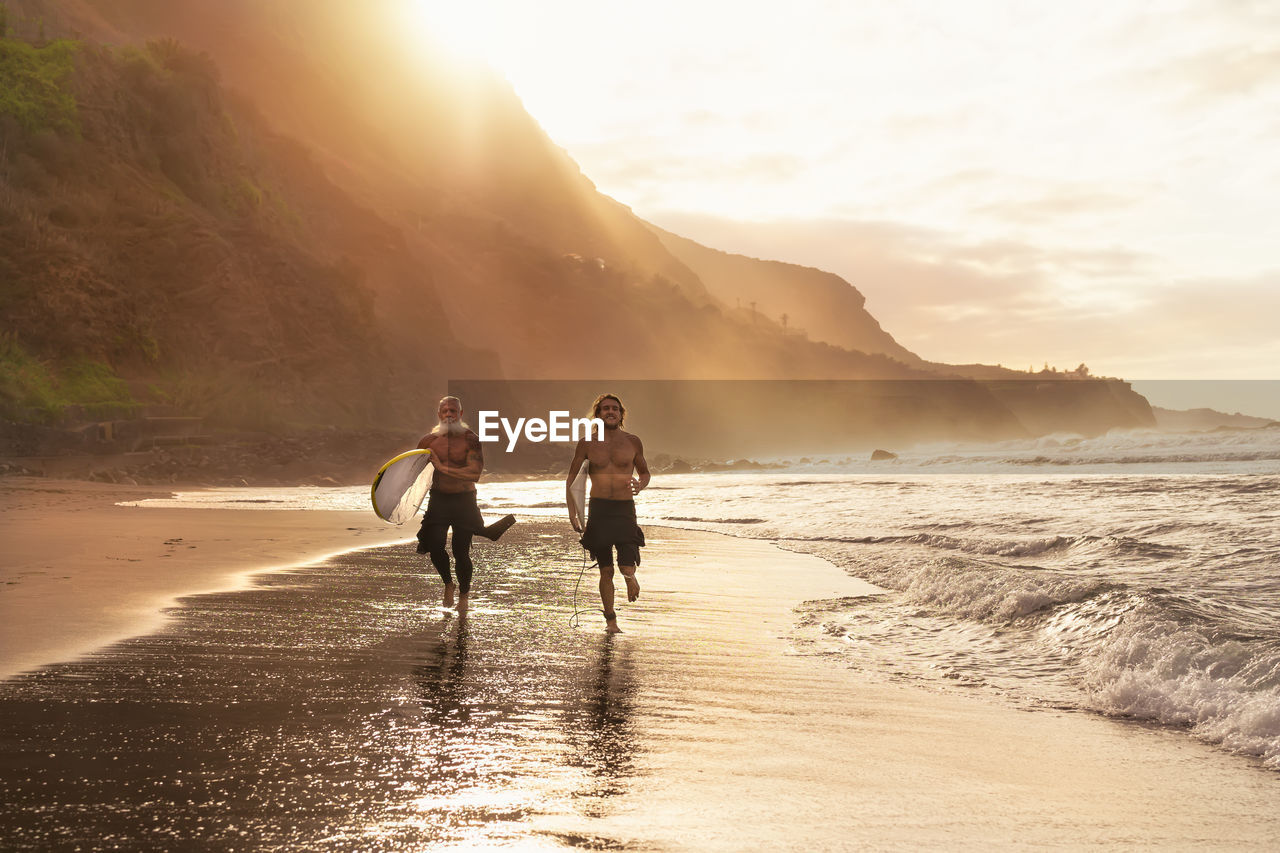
456;594;469;614
442;582;456;609
621;569;640;602
605;618;622;634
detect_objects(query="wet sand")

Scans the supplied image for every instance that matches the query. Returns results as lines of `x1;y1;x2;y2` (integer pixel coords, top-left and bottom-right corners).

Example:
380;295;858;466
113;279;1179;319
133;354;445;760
2;496;1279;848
0;478;408;680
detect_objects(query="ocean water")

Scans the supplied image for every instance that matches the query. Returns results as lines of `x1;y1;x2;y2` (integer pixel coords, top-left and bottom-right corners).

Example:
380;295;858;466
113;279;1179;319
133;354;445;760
138;426;1280;770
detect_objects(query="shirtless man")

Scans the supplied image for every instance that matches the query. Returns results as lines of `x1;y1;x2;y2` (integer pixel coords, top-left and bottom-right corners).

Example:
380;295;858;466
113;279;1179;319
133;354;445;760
566;393;651;633
416;396;515;613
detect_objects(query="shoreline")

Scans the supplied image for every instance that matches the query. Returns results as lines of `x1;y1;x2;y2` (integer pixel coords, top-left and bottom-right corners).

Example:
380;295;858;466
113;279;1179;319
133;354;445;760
2;502;1278;846
0;477;411;680
6;475;1280;780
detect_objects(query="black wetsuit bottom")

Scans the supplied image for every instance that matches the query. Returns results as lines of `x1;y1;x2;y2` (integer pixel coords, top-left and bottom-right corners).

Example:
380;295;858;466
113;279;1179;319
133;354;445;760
417;489;485;595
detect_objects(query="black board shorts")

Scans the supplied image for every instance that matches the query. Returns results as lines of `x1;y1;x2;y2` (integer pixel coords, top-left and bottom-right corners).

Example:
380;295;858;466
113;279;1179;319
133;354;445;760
580;497;644;568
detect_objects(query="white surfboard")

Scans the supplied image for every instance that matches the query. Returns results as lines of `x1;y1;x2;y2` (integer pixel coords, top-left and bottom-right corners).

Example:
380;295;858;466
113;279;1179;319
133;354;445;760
371;448;434;524
568;458;589;529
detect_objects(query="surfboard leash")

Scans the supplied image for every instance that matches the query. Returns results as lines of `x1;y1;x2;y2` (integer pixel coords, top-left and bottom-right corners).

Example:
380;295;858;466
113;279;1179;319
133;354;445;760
569;546;603;628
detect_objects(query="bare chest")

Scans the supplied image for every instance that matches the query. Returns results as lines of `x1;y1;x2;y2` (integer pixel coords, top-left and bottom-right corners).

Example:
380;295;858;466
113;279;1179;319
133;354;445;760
428;435;471;465
586;436;635;471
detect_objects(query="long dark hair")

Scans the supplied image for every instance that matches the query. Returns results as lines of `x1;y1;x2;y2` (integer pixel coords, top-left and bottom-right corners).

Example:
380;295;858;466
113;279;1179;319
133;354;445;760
590;393;625;427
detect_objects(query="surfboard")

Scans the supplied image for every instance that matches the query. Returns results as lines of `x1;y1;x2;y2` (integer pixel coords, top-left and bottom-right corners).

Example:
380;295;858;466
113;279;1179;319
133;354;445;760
371;448;434;524
568;458;589;529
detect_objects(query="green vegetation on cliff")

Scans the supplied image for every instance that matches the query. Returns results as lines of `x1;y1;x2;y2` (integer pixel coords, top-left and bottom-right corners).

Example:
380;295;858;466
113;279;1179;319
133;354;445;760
1;30;441;429
0;334;136;422
0;28;78;134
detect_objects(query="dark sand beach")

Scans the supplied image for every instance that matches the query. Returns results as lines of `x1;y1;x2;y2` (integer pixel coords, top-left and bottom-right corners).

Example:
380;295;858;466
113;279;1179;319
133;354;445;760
2;483;1279;849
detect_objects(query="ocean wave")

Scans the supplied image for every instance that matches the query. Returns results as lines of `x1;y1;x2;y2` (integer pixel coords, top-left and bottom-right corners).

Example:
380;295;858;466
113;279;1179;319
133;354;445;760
662;515;765;524
819;565;1280;768
1223;478;1280;494
909;450;1280;468
894;557;1115;623
1002;452;1280;466
1080;608;1280;767
794;545;1116;625
792;531;1181;561
796;560;1280;768
660;448;1280;770
899;429;1280;469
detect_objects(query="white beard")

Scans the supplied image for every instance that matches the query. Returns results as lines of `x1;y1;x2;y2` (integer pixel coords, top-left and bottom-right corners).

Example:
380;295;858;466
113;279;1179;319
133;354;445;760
431;420;468;436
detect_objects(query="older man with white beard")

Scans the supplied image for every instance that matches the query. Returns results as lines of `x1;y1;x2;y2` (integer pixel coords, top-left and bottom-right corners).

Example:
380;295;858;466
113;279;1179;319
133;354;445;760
416;395;515;613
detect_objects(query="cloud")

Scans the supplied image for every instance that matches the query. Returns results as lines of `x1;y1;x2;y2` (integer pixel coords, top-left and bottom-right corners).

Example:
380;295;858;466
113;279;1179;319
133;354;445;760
1184;47;1280;99
937;239;1150;278
1108;1;1280;106
882;107;979;139
1141;271;1280;344
1129;45;1280;106
897;170;1157;232
975;187;1144;225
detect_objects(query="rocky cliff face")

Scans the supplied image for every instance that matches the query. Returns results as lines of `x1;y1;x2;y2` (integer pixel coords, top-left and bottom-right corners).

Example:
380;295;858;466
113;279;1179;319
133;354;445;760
1;32;493;427
1;0;1153;444
647;222;922;364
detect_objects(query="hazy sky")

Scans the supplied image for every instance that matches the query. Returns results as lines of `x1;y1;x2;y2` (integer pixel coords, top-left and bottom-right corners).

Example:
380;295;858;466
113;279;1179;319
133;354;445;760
401;0;1279;385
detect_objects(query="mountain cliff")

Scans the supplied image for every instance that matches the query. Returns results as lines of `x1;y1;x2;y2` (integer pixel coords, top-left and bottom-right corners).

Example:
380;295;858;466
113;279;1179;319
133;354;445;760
647;222;921;364
0;0;1153;447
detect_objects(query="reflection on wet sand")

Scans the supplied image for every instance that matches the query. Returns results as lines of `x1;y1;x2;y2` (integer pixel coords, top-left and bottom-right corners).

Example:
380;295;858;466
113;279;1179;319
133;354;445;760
0;528;651;849
562;636;639;808
417;615;471;730
406;614;643;836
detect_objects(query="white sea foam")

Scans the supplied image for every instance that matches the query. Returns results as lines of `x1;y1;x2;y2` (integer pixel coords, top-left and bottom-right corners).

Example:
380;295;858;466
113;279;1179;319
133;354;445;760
877;555;1106;623
1081;612;1280;767
855;427;1280;473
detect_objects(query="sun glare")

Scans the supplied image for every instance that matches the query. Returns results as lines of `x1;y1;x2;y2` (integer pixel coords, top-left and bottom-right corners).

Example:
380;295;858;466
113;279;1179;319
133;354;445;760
399;0;506;68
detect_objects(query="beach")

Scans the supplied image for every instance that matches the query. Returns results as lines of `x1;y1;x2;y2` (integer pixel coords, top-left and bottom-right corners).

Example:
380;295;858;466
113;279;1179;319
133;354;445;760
0;478;411;681
2;477;1279;849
